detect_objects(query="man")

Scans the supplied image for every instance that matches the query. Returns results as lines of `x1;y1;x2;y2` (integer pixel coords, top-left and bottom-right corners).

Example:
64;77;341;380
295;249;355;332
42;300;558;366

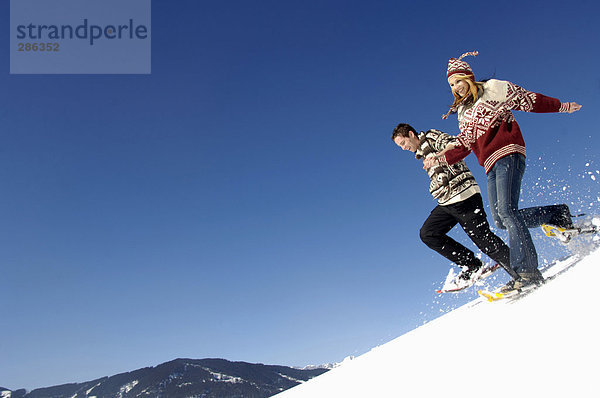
392;123;515;288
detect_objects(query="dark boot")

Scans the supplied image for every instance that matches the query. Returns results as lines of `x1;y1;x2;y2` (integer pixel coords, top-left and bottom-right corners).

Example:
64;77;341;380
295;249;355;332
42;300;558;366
499;269;544;293
549;204;574;229
456;261;483;283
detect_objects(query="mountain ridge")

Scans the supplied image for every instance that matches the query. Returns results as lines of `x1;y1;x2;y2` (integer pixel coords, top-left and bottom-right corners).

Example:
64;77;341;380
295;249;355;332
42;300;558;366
1;358;329;398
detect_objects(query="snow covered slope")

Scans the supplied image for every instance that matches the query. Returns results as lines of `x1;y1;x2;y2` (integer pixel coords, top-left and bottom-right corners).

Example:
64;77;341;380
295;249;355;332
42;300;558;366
273;246;600;398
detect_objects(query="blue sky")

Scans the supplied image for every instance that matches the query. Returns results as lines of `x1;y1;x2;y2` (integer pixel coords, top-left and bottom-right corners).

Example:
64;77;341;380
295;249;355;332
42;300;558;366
2;0;600;390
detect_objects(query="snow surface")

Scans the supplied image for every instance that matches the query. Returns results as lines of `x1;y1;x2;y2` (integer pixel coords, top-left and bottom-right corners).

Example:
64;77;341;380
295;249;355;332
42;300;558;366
273;245;600;398
118;380;138;398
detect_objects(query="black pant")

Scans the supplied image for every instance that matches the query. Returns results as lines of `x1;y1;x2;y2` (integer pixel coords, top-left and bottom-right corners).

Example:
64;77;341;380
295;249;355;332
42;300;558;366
420;193;510;270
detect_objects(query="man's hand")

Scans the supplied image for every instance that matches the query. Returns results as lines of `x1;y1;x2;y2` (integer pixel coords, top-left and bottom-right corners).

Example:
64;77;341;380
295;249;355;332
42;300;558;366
423;156;440;169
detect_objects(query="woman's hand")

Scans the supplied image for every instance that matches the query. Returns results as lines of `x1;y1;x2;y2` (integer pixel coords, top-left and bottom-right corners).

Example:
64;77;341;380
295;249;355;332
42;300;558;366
423;156;440;169
565;102;582;113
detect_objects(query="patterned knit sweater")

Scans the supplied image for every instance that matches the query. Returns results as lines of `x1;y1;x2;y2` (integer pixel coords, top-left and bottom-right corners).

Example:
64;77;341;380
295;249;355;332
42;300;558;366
443;79;568;173
416;129;479;205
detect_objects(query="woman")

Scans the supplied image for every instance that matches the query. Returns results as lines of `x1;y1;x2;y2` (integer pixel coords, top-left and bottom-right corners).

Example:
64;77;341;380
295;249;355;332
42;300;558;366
423;51;582;292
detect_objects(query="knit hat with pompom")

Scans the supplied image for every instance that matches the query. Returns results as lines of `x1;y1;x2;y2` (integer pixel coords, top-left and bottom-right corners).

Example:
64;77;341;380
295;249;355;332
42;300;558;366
446;50;478;80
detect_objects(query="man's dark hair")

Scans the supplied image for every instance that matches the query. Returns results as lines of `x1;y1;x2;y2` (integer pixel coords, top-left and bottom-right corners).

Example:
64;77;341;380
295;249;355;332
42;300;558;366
391;123;416;141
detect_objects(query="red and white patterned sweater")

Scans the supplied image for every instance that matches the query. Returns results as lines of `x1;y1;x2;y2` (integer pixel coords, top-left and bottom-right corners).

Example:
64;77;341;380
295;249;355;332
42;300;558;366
443;79;569;173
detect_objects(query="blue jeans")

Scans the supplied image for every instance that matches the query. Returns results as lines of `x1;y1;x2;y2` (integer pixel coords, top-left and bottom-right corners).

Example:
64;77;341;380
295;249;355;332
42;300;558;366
487;154;565;274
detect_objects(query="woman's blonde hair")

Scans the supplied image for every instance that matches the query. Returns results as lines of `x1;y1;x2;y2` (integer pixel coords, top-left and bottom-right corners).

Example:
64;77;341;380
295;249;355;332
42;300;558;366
450;74;484;108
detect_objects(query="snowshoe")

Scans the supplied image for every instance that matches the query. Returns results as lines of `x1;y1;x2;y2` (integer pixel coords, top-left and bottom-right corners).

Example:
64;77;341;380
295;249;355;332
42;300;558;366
479;270;544;302
541;223;598;243
436;263;500;293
